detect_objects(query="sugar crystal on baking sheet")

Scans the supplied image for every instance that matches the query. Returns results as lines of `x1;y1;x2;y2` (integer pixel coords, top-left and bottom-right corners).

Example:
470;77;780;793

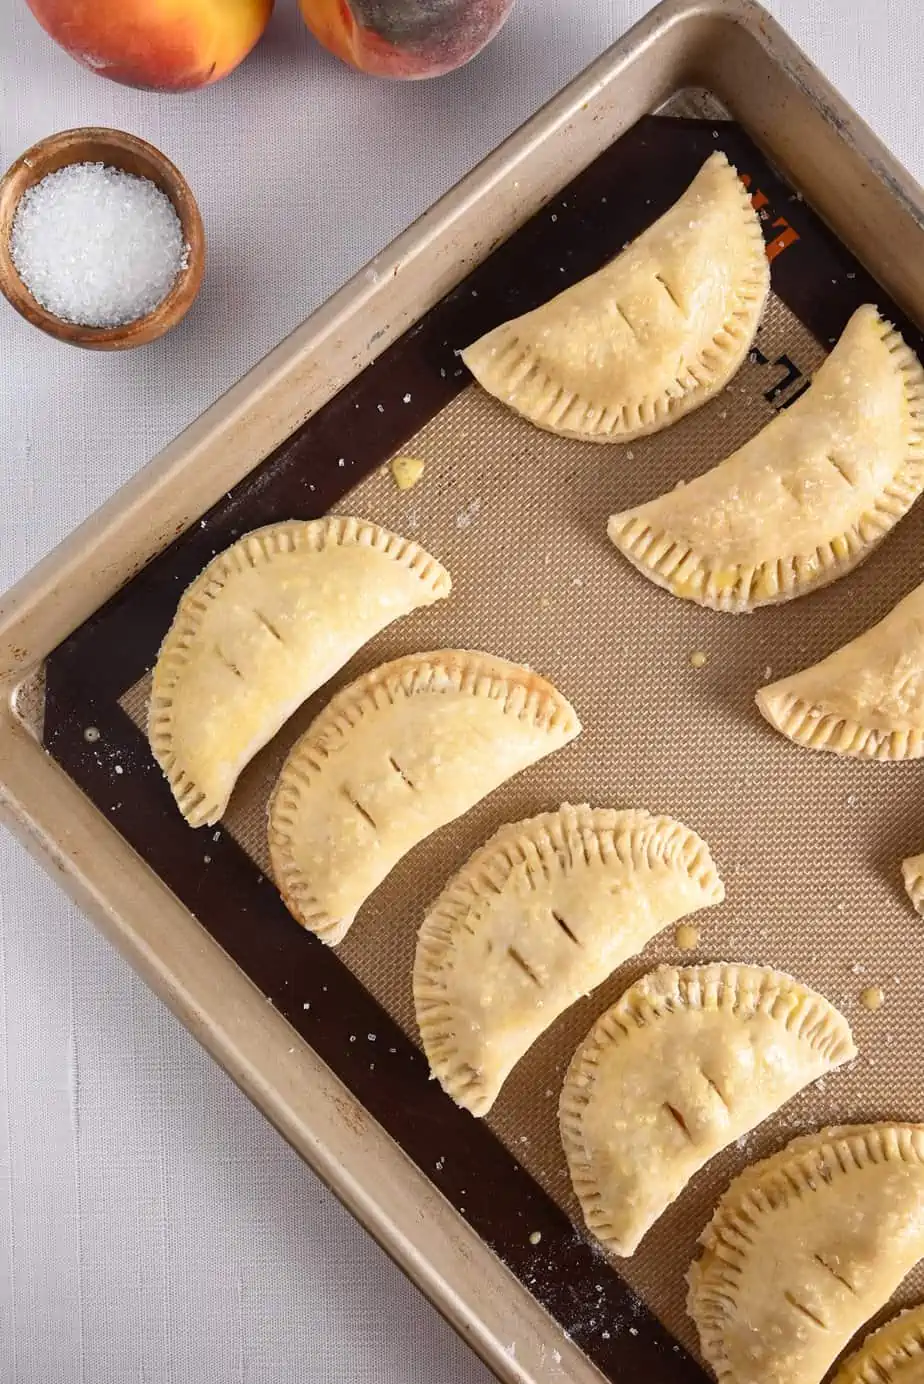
10;162;188;328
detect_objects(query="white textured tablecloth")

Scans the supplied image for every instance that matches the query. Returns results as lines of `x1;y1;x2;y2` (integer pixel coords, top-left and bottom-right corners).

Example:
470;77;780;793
0;2;920;1380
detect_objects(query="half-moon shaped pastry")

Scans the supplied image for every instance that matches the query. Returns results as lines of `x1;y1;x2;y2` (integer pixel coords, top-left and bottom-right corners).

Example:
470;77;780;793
832;1304;924;1384
609;306;924;611
688;1124;924;1384
757;579;924;758
561;964;854;1257
414;806;724;1117
903;853;924;915
462;151;769;443
149;518;451;827
268;652;580;945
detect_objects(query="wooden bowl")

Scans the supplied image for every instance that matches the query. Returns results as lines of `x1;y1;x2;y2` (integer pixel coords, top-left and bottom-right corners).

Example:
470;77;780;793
0;127;205;350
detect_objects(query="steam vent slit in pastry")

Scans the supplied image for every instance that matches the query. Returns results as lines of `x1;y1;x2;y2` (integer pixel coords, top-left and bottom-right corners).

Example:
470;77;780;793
688;1124;924;1384
831;1304;924;1384
462;151;769;443
609;305;924;611
149;518;451;827
560;964;855;1257
268;652;580;946
413;806;724;1117
757;578;924;759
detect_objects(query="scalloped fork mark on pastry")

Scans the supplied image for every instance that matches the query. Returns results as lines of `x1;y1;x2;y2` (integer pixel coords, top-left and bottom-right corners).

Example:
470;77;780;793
608;305;924;611
462;151;769;444
149;518;452;827
757;578;924;759
414;805;723;1117
560;964;854;1258
832;1303;924;1384
688;1124;924;1384
268;652;581;945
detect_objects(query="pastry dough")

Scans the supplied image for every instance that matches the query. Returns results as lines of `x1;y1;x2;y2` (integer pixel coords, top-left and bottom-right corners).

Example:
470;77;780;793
414;806;723;1117
609;305;924;611
757;579;924;758
560;964;854;1257
150;518;451;827
688;1124;924;1384
268;652;580;945
462;152;768;443
903;853;924;915
832;1304;924;1384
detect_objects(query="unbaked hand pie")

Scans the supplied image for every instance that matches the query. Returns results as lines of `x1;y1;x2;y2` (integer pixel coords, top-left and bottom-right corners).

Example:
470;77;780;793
688;1124;924;1384
149;518;451;827
757;578;924;758
268;652;580;945
609;305;924;611
462;151;769;444
903;854;924;915
831;1304;924;1384
561;964;854;1258
414;805;723;1116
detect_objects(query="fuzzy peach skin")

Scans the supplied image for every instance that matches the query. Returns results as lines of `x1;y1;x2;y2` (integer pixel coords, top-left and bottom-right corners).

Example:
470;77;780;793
26;0;274;91
299;0;516;79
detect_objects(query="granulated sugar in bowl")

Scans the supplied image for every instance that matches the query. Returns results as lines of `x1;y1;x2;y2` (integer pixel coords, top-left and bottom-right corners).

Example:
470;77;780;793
0;128;204;348
11;161;188;328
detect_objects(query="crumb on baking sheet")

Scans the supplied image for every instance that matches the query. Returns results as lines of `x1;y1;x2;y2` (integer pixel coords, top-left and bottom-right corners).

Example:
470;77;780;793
390;455;425;491
861;985;885;1012
690;650;708;669
674;923;700;951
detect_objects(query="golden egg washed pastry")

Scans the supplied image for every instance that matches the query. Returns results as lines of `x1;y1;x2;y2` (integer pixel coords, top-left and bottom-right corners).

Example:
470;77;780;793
462;151;769;443
832;1304;924;1384
903;853;924;916
609;306;924;611
688;1124;924;1384
414;805;724;1116
149;518;451;827
561;964;854;1257
757;578;924;758
268;652;580;945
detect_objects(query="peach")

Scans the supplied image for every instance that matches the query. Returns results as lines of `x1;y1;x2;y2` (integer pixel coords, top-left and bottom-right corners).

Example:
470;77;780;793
25;0;274;92
299;0;516;79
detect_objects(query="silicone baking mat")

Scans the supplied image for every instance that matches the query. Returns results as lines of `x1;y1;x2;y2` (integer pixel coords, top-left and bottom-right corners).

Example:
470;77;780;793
42;112;924;1379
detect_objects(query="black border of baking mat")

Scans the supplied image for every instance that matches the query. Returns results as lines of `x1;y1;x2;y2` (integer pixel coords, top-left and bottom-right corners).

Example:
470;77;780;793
41;116;924;1382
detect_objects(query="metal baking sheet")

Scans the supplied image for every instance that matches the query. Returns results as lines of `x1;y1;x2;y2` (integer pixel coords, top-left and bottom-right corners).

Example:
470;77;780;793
3;4;924;1382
